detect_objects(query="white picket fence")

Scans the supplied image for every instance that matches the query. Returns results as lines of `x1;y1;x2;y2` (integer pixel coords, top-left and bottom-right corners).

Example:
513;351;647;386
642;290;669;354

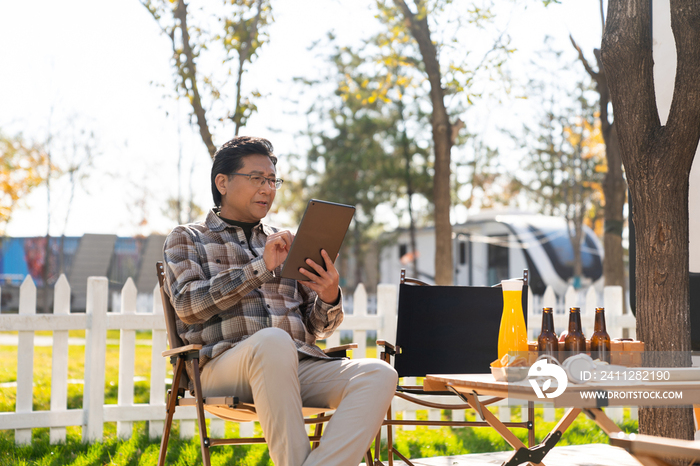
0;276;400;444
0;276;169;445
0;276;636;445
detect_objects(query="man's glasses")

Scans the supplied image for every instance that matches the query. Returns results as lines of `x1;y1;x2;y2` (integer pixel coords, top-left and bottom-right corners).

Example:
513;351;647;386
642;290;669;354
230;172;284;189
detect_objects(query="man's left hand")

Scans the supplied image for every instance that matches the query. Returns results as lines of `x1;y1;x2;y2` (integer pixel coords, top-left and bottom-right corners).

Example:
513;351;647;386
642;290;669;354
299;249;340;304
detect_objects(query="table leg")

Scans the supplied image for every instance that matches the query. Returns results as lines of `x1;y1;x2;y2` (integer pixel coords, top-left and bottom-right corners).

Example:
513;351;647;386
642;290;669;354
553;408;582;435
582;408;622;436
528;402;536;447
463;392;528;450
448;386;627;466
500;408;585;466
459;391;544;466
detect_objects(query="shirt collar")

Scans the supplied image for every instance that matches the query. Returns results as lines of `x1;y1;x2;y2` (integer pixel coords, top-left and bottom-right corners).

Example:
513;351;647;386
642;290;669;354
206;208;274;236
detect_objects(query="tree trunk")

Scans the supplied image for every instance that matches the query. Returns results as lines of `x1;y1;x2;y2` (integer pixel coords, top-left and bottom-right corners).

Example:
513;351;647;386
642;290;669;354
399;92;419;278
633;174;693;441
407;193;418;278
59;234;66;276
601;0;700;442
43;146;51;314
571;37;628;291
233;0;264;137
595;46;627;291
602;125;627;289
175;0;217;158
572;225;583;283
394;0;453;285
353;221;363;288
42;234;50;314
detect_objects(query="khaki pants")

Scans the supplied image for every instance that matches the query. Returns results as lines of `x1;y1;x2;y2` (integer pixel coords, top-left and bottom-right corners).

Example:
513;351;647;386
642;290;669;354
201;327;398;466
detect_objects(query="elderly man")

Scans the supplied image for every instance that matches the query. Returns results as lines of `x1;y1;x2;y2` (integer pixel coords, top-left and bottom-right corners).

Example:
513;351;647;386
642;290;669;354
163;136;397;466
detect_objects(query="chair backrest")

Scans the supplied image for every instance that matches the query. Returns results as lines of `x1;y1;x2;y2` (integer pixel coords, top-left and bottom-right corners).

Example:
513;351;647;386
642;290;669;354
393;269;529;378
690;272;700;351
156;261;191;391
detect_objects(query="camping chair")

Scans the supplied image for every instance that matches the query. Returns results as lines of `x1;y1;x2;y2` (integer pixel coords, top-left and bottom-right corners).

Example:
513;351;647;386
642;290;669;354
374;269;536;466
155;261;366;466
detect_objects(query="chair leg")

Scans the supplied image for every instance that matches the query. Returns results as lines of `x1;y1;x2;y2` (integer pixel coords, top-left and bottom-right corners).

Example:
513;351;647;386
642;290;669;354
191;361;212;466
383;403;416;466
365;448;374;465
386;405;394;466
311;412;324;450
158;389;178;466
528;401;536;447
391;447;415;466
158;359;185;466
373;425;382;466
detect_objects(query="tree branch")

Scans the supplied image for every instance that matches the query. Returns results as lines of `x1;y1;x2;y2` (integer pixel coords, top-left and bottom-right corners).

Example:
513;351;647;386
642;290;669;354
570;34;614;137
393;0;445;118
666;0;700;164
601;0;659;179
570;34;598;80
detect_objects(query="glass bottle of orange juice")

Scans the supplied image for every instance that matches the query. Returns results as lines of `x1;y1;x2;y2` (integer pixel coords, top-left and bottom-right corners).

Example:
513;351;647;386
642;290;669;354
497;279;528;360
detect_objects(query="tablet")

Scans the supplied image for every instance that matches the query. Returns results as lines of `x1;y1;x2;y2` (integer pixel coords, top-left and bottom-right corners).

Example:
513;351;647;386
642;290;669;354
280;199;355;281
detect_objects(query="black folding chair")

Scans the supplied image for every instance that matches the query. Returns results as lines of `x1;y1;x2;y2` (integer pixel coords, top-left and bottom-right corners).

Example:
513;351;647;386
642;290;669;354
374;269;535;466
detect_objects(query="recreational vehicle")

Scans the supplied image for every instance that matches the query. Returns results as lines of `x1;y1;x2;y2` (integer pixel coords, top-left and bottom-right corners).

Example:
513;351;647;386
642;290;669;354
380;211;605;296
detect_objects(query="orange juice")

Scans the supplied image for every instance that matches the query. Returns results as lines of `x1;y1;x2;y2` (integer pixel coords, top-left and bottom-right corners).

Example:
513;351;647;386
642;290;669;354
497;280;528;360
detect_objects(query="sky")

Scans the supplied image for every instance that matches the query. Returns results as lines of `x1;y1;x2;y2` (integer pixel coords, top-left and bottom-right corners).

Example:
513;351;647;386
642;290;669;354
1;0;604;238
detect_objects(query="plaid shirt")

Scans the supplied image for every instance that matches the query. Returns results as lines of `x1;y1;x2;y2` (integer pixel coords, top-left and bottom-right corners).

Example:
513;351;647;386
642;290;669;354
163;209;344;379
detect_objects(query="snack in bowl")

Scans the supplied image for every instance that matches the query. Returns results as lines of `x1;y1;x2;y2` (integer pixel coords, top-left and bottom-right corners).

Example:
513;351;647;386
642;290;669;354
490;354;530;382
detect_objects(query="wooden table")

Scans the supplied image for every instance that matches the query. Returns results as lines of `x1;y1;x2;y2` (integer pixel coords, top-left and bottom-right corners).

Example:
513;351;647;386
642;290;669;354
609;432;700;466
424;372;700;466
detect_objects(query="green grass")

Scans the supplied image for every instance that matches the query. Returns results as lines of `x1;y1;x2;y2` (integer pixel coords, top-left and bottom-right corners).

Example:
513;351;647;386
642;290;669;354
0;336;638;465
393;407;638;459
0;421;271;466
0;407;638;466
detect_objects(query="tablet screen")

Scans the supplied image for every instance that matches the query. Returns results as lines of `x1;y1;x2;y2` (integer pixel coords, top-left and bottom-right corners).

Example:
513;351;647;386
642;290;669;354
280;199;355;281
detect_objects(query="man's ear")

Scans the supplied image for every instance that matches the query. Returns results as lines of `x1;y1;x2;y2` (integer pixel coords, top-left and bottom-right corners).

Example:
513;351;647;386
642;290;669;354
215;173;228;195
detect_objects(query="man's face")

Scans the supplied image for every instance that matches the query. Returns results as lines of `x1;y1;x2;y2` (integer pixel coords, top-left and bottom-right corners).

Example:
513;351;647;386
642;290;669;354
218;154;276;222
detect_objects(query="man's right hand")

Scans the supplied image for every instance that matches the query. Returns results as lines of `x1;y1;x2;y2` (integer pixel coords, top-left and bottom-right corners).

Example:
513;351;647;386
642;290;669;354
263;230;294;271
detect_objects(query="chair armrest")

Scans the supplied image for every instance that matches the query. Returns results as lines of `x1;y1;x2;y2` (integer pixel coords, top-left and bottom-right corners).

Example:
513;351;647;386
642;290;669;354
162;344;202;358
323;343;358;358
323;343;358;354
376;340;395;351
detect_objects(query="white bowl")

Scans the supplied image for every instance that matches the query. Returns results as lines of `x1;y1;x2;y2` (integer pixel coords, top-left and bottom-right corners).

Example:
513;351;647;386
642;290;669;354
491;366;529;382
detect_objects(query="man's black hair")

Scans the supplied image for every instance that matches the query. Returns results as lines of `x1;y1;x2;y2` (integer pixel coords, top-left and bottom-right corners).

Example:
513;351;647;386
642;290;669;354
211;136;277;207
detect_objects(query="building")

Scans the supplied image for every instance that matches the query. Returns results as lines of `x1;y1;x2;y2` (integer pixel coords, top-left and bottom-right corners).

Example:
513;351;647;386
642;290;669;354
0;234;166;312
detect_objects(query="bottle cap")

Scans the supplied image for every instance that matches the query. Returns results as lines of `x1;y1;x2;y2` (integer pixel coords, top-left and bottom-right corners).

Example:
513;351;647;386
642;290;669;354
501;279;522;291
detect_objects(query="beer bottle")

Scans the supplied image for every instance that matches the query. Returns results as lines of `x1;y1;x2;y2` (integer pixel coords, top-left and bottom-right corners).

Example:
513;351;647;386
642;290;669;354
564;307;586;355
538;307;558;357
590;307;611;363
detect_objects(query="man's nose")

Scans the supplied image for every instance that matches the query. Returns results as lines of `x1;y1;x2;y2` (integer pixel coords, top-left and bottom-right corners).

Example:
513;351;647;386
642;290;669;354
258;181;273;193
